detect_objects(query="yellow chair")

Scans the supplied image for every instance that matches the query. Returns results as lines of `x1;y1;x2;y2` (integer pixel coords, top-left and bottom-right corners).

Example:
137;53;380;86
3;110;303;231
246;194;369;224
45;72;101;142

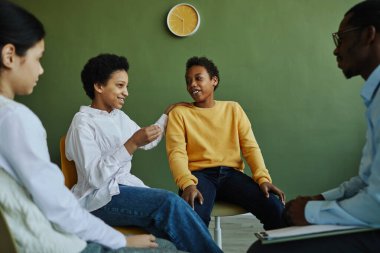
211;201;248;249
59;136;146;235
0;209;17;253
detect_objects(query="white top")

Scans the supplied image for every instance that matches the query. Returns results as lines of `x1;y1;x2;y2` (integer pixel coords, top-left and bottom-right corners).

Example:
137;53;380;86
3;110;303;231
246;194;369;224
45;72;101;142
65;106;167;212
0;95;125;249
0;167;86;253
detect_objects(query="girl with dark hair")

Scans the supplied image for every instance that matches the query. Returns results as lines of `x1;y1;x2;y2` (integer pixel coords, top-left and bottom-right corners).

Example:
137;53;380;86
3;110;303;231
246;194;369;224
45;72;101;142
0;1;184;252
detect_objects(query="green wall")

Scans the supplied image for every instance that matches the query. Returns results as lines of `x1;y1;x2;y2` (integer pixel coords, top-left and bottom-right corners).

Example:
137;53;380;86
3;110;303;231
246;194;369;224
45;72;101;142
13;0;363;198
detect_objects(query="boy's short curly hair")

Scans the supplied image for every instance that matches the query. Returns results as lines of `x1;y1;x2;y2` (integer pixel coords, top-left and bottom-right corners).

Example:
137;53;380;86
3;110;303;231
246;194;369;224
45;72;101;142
186;56;220;90
81;53;129;99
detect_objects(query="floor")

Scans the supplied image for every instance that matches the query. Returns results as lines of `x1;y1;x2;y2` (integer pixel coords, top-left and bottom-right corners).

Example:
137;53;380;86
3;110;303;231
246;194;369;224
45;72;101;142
208;214;264;253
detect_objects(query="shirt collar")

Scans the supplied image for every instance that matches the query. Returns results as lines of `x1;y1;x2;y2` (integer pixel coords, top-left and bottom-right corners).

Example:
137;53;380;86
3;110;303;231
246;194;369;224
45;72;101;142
361;64;380;105
79;105;118;116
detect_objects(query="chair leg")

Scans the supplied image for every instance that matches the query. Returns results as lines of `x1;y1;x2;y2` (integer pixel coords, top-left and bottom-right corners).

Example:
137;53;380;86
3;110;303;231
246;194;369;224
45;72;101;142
214;216;222;249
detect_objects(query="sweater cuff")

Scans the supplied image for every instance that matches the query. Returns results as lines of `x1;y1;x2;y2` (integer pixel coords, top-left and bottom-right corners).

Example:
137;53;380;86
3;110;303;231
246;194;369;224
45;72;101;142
181;181;197;191
257;177;271;185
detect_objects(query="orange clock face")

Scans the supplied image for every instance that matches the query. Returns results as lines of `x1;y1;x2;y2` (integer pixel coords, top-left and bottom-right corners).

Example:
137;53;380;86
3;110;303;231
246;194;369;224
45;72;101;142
167;4;200;37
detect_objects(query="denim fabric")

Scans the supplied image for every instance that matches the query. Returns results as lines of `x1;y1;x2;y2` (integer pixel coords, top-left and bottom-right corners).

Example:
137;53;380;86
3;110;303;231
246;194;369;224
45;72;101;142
82;239;188;253
183;167;286;230
91;185;222;253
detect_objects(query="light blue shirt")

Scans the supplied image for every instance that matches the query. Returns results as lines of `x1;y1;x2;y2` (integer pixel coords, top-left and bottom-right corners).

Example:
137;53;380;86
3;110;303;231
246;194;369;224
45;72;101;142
305;65;380;228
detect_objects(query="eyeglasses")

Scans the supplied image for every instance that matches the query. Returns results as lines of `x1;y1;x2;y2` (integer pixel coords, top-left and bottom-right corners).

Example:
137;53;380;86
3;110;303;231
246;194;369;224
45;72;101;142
332;26;362;47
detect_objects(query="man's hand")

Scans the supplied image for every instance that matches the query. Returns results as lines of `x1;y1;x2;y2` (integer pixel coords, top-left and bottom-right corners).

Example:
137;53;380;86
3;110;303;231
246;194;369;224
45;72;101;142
259;182;286;204
285;197;310;226
285;194;325;225
126;234;158;248
181;185;204;209
125;125;162;154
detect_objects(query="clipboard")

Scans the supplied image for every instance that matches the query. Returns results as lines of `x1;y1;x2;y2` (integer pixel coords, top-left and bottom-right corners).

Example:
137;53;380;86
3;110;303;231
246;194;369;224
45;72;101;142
255;225;378;244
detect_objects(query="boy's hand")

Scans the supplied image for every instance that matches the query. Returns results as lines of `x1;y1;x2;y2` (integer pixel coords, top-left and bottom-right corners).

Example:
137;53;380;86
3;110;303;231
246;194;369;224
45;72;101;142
126;234;158;248
259;182;286;204
181;185;204;209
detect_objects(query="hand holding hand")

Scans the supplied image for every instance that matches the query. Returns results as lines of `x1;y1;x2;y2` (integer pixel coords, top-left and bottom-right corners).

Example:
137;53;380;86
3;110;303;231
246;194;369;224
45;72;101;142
164;102;192;115
181;185;204;209
125;125;162;154
259;182;286;204
126;234;158;248
285;196;312;226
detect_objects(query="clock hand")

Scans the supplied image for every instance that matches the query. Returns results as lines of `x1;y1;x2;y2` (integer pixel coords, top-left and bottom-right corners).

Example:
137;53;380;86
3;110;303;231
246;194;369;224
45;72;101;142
174;13;184;21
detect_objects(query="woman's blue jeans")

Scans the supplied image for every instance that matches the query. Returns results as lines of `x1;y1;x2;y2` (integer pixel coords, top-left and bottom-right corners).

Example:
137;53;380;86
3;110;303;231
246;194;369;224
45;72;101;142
181;167;287;230
91;185;222;253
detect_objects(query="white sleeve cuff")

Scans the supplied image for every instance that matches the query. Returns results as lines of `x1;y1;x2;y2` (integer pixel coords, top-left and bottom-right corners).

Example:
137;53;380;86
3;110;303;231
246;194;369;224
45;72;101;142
113;146;132;163
155;114;168;132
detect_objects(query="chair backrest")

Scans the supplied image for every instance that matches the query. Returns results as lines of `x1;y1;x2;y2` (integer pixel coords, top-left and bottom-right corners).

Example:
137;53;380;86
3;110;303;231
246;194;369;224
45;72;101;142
0;209;17;253
59;136;78;188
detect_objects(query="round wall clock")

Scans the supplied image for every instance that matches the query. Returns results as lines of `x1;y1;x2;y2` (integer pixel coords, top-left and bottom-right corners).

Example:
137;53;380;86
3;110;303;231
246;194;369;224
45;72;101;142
167;3;200;37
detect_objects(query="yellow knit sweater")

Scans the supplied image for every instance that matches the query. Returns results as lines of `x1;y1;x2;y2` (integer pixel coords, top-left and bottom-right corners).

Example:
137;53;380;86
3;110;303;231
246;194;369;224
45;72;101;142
166;100;272;190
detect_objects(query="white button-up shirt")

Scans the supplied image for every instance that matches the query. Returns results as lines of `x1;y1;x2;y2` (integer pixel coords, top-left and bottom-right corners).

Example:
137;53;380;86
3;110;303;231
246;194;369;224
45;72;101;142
65;106;167;212
0;96;125;249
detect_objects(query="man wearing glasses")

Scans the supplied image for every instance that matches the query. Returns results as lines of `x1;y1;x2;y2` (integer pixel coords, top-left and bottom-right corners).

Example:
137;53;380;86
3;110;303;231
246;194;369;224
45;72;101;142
248;1;380;252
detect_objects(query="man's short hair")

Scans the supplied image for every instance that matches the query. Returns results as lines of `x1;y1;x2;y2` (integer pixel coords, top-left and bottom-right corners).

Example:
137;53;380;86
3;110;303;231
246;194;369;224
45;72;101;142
346;0;380;31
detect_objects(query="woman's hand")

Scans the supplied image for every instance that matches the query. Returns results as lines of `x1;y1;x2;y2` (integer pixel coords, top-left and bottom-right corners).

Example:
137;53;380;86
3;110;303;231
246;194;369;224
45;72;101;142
124;125;162;154
126;234;158;248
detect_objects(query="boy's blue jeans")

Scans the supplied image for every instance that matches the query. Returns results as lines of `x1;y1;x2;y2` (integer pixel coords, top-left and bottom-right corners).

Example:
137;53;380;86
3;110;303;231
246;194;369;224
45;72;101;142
182;166;287;230
91;186;222;253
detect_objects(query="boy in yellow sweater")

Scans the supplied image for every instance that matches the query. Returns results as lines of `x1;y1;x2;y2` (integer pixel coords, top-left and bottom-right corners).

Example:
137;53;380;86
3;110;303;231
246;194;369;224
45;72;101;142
166;56;286;229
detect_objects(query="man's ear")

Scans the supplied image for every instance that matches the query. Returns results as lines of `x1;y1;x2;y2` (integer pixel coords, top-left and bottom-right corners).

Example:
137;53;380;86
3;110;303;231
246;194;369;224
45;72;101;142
365;25;377;45
1;44;16;69
93;83;104;94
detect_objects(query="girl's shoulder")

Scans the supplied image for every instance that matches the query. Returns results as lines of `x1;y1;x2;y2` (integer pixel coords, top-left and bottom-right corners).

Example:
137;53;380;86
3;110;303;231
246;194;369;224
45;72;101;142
0;97;40;124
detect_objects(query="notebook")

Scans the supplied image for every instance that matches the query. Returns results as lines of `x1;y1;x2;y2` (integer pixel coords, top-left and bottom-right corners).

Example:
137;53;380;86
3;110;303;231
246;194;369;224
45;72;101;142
255;225;378;244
